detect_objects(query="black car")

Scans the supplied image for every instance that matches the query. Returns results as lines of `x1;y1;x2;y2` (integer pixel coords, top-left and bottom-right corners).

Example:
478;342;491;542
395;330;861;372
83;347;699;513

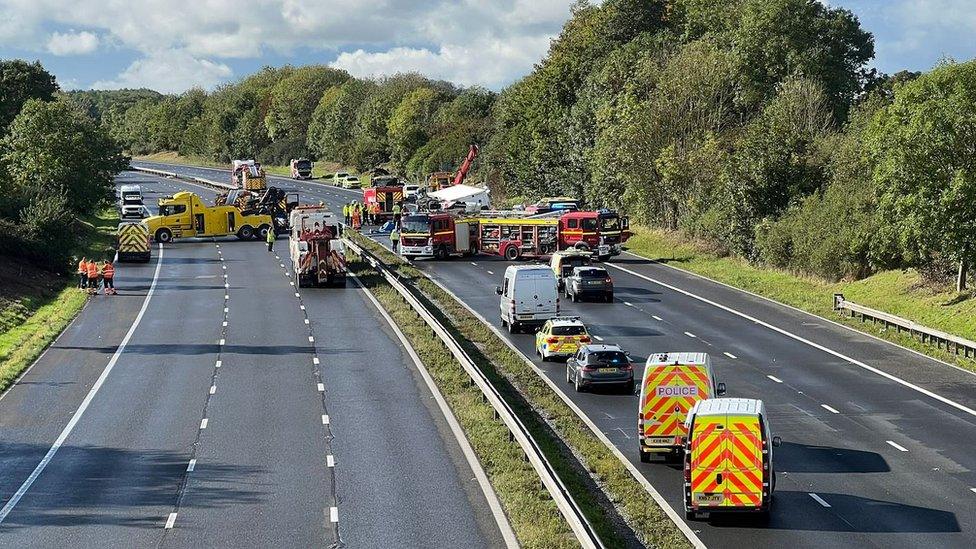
565;266;613;302
566;344;634;393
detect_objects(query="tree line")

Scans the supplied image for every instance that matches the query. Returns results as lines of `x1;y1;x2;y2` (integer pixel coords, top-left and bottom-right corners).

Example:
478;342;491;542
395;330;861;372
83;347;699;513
0;60;127;270
85;0;976;291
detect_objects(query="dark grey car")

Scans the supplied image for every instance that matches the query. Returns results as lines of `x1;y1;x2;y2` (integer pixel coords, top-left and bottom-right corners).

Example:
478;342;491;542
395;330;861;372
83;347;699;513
565;266;613;303
566;344;634;393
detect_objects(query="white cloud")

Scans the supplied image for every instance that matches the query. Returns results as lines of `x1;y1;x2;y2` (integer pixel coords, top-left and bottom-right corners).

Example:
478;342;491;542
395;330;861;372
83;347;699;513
0;0;576;92
46;30;99;55
92;49;232;93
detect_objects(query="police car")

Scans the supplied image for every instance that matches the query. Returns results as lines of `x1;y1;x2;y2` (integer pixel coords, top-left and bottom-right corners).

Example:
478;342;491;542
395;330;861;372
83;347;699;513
535;316;591;361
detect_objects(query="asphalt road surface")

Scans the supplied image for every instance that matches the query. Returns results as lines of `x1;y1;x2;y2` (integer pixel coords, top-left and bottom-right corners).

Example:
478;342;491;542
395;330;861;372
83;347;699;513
0;171;506;548
135;161;976;549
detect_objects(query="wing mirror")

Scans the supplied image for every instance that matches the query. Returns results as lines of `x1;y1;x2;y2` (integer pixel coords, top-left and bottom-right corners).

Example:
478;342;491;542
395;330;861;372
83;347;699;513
772;436;782;447
716;382;727;396
495;286;503;295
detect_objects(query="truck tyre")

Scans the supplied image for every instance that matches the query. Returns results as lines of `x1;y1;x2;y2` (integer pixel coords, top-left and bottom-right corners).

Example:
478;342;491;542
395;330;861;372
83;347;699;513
155;228;173;243
237;225;254;240
503;245;520;261
257;224;271;241
435;245;449;260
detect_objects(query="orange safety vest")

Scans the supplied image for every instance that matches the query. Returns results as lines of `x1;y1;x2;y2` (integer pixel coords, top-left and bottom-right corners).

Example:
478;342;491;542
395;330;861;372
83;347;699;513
87;261;99;278
78;260;87;274
102;262;115;279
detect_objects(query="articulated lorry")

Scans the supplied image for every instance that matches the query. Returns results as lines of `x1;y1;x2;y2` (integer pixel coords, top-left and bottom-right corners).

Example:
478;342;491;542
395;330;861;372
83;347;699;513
146;191;273;242
232;160;267;190
289;206;346;287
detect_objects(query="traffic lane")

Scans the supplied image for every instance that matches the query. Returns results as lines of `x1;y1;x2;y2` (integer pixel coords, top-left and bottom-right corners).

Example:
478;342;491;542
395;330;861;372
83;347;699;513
609;254;976;410
404;257;973;547
167;238;335;548
302;275;504;546
0;248;159;509
0;241;224;546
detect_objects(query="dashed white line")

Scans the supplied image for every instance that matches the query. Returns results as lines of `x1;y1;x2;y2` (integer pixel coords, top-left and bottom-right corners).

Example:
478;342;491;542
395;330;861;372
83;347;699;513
623;301;634;307
329;507;338;523
224;283;229;288
470;262;477;266
592;335;604;341
165;512;178;529
321;414;330;425
300;305;305;311
295;292;300;298
304;318;310;324
308;336;315;343
209;385;216;395
290;281;295;286
486;270;494;275
821;404;840;414
215;360;221;368
327;455;335;467
317;383;325;392
684;331;697;338
313;357;320;365
652;315;663;321
723;352;737;359
224;294;229;300
886;440;909;452
767;375;783;383
199;418;209;429
970;487;976;495
218;338;225;346
223;307;228;313
809;493;831;507
222;321;227;327
279;263;285;268
186;459;196;472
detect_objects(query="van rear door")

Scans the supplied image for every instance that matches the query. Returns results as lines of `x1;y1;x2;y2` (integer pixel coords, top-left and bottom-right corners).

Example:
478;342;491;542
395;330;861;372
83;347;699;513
689;415;727;507
720;415;764;508
641;365;711;446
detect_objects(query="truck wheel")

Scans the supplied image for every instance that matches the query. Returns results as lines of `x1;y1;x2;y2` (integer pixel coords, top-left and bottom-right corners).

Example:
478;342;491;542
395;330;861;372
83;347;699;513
435;246;449;260
257;225;271;240
503;245;520;261
155;228;173;243
237;225;254;240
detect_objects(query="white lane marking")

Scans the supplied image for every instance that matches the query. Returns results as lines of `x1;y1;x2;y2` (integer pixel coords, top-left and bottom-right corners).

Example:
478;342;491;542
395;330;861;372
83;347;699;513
290;281;295;286
295;292;300;297
606;262;976;420
486;270;494;275
300;305;305;311
767;375;783;383
313;357;320;365
684;331;696;338
821;404;840;414
592;335;604;341
186;459;196;472
215;244;220;248
887;440;909;452
330;507;338;523
724;352;737;359
209;385;216;395
219;339;225;346
279;263;284;268
317;383;325;392
327;455;335;467
308;336;315;343
809;493;831;507
0;244;165;525
652;315;663;321
224;294;229;300
623;301;634;307
222;265;226;270
224;283;229;288
970;487;976;495
222;321;227;327
165;512;178;529
321;414;330;425
614;427;631;439
200;418;208;429
470;262;477;266
304;318;310;325
215;360;221;368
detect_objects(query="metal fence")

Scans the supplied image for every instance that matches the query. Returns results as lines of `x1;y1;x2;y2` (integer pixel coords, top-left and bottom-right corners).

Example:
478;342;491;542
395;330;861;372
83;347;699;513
833;293;976;359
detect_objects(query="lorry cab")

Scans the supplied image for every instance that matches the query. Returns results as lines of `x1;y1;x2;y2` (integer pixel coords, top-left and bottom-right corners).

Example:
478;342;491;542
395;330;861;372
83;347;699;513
638;352;725;461
400;213;476;259
147;191;272;243
559;209;631;260
683;398;780;520
290;158;313;179
495;265;558;333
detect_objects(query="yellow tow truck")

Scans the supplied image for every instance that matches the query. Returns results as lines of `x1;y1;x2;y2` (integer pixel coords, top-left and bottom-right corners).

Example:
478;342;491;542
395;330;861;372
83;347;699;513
146;192;273;243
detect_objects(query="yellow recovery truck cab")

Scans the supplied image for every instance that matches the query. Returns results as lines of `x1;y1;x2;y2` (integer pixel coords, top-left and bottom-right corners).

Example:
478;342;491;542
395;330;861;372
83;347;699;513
146;191;273;243
683;398;780;520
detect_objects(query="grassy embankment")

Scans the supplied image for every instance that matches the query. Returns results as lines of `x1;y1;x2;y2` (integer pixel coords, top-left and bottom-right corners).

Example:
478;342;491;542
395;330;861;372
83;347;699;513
348;232;691;549
626;227;976;371
0;209;119;393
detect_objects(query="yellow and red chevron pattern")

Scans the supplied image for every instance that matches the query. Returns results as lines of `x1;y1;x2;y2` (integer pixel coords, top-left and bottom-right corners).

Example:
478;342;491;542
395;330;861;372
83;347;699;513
641;366;711;441
689;416;764;508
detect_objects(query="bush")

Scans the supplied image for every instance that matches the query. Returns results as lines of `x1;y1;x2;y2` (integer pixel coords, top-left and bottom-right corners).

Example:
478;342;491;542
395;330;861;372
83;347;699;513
257;136;307;166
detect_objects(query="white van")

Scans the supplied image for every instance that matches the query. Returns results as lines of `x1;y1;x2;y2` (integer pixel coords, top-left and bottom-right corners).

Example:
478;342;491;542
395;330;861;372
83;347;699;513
495;265;559;333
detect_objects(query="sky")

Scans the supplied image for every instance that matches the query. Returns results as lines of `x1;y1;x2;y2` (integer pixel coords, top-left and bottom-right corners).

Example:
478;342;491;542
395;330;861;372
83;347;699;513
0;1;973;94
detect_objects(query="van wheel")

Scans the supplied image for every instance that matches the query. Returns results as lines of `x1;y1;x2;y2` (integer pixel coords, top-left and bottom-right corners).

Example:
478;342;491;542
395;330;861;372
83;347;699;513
685;510;697;521
574;375;584;393
237;225;254;240
504;245;520;261
639;449;651;463
155;228;173;243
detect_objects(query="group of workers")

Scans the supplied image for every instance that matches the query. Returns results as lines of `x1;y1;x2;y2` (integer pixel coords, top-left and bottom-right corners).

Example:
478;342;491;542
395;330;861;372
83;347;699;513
77;258;116;295
342;201;404;231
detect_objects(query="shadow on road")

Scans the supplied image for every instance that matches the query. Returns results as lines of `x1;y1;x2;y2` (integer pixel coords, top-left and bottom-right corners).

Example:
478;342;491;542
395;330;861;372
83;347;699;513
775;441;890;474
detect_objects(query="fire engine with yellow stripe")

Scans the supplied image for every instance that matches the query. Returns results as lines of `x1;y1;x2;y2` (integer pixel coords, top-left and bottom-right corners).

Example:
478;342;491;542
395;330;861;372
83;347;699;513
683;398;781;520
399;208;631;261
363;175;404;223
638;352;725;462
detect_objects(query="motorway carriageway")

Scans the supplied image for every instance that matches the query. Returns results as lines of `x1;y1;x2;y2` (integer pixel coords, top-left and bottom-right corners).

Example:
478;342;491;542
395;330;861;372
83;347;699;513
136;160;976;549
0;170;508;548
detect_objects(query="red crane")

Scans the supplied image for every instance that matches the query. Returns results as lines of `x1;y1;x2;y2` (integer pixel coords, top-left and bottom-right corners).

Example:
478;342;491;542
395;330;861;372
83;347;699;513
451;144;479;186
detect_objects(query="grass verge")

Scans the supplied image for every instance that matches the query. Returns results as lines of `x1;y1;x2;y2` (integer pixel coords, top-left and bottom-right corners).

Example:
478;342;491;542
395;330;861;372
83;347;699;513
626;227;976;371
0;208;118;393
348;232;691;549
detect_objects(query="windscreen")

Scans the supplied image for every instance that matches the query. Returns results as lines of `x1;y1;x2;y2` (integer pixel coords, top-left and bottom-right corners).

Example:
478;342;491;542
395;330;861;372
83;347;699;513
579;269;608;278
589;351;628;365
600;215;620;230
297;160;311;169
400;216;430;233
552;325;586;336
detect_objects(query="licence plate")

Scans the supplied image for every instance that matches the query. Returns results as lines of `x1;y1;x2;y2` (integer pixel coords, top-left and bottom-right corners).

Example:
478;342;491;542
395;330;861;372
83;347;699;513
695;493;724;505
599;245;610;254
600;367;618;373
587;281;602;285
646;437;673;445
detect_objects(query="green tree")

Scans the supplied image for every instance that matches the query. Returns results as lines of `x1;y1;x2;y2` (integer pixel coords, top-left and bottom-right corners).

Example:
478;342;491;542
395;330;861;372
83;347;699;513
387;87;445;169
307;79;376;163
0;60;59;130
264;65;349;142
3;98;128;215
868;61;976;290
